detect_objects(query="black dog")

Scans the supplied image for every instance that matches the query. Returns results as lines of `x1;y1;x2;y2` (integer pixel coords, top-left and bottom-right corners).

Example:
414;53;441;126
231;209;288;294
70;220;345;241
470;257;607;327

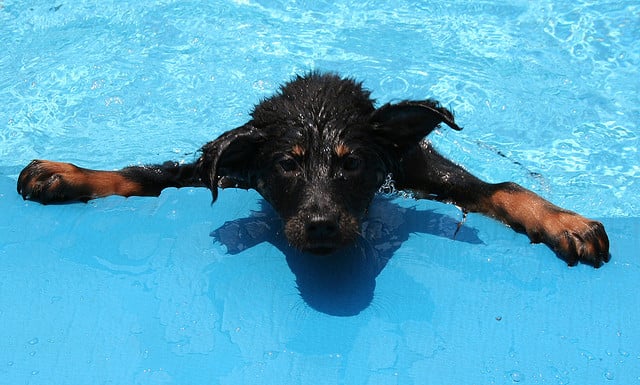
17;72;610;267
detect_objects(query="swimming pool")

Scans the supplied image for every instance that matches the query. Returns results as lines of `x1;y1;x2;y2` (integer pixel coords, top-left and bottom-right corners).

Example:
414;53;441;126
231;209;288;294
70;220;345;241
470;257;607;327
1;0;638;384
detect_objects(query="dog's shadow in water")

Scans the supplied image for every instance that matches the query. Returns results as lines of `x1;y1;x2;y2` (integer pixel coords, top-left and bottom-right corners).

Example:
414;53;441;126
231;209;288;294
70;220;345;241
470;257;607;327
210;197;482;316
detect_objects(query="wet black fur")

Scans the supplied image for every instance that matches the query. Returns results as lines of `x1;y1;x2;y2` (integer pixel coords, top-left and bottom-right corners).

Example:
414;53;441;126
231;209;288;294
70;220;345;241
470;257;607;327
197;72;461;254
17;71;610;267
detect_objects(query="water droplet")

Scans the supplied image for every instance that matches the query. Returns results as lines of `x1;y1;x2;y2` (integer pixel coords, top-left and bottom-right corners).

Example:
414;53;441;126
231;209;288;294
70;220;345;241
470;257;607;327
263;351;279;360
510;370;523;382
604;370;614;380
378;173;397;195
28;338;39;345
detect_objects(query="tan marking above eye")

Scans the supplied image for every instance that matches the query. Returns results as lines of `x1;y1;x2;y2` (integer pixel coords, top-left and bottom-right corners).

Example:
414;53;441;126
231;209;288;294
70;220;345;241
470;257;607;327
335;143;351;157
291;144;305;157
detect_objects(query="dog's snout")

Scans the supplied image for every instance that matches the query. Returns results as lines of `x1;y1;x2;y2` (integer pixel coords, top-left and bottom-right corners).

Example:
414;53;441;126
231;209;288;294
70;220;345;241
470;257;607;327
306;215;339;240
284;209;360;254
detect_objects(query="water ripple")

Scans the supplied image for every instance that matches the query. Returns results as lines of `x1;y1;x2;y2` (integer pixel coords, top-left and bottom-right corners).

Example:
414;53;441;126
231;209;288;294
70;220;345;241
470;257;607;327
0;0;637;216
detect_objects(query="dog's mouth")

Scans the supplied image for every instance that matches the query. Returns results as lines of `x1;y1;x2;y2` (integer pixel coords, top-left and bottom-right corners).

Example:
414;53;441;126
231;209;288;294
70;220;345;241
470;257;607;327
296;236;350;255
284;212;361;255
303;243;339;255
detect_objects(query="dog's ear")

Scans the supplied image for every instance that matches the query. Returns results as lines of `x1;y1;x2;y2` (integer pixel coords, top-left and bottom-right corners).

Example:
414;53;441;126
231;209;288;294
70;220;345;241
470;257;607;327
197;124;264;202
370;100;461;151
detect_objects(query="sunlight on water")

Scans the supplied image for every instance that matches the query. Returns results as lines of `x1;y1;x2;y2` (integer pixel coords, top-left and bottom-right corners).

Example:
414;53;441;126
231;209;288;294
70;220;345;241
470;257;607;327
1;2;639;385
0;0;638;216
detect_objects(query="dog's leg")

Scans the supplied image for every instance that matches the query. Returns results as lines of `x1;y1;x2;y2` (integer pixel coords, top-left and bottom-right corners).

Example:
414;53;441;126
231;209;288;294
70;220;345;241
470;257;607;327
397;142;610;267
17;160;204;204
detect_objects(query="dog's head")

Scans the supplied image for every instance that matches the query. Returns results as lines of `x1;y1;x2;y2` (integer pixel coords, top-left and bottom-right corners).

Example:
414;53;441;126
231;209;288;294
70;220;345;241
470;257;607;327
199;72;460;254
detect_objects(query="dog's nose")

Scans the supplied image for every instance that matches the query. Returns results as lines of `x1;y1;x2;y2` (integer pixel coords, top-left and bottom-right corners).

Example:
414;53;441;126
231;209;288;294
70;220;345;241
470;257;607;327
306;216;339;240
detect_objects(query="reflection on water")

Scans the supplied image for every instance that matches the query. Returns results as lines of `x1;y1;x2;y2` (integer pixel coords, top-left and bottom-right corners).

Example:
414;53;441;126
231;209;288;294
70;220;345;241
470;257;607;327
211;197;481;316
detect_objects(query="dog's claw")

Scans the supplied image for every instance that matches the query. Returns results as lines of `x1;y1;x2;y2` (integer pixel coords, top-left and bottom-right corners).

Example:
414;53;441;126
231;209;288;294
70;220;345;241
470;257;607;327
543;214;610;268
17;160;84;204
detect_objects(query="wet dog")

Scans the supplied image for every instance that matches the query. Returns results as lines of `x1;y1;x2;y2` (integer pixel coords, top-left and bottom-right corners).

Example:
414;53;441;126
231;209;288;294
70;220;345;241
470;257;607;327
17;72;610;267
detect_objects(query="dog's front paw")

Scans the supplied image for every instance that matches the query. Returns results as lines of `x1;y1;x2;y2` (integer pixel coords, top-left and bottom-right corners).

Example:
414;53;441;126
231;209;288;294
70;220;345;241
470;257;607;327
17;160;90;204
538;211;610;268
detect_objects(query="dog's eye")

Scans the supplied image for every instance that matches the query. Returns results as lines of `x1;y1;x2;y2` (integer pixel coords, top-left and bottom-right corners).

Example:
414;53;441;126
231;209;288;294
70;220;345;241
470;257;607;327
278;157;299;174
342;155;362;172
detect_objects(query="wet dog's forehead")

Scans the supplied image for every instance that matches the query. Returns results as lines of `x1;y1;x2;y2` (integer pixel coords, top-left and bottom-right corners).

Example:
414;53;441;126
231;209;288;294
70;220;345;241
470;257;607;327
256;111;372;161
248;73;385;171
251;73;375;132
281;123;369;161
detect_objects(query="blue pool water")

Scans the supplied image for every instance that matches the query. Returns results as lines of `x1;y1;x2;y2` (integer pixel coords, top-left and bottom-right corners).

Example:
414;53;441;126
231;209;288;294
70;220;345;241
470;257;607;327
1;1;639;384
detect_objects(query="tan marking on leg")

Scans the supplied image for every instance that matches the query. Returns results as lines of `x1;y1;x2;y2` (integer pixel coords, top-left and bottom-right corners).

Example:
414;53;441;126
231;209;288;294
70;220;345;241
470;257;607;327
484;188;550;235
28;161;143;198
483;185;609;266
85;170;145;197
